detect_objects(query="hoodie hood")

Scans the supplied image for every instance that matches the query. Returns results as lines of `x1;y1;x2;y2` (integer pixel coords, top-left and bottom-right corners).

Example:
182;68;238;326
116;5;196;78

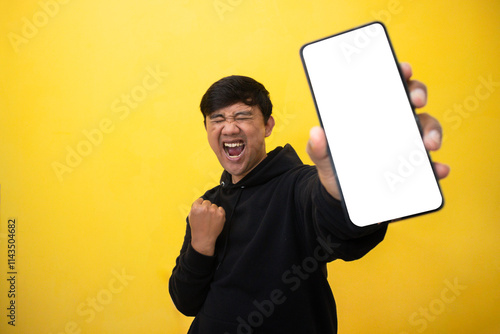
219;144;304;188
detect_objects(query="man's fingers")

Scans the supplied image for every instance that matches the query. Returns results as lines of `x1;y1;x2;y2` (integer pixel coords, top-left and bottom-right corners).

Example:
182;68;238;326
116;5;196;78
417;114;450;179
419;113;443;151
211;203;225;218
400;62;412;81
400;62;427;108
434;162;451;180
408;80;428;108
307;126;341;200
191;198;225;217
306;126;328;165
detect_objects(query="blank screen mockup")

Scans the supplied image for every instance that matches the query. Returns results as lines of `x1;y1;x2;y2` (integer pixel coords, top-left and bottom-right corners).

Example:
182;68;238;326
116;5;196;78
301;22;443;227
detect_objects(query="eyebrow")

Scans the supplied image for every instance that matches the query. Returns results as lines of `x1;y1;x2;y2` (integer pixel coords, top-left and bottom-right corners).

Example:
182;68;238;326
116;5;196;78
209;113;224;120
209;110;253;119
234;110;253;117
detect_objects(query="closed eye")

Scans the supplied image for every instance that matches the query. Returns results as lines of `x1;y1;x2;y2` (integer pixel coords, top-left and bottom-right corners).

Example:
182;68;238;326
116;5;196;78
235;116;252;122
209;114;225;123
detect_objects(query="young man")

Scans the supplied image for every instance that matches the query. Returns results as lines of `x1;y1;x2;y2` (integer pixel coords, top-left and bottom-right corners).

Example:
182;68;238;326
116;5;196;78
169;64;449;333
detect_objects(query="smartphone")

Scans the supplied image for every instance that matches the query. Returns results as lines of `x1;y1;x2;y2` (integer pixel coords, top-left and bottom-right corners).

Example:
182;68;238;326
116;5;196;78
300;21;443;227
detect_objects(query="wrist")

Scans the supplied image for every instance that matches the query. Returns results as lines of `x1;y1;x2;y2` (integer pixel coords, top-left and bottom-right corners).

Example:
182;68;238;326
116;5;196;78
191;240;215;256
317;170;340;200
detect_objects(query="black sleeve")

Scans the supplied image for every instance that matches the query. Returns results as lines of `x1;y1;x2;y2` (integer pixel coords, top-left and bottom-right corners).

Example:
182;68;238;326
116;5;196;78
294;168;388;262
168;220;217;316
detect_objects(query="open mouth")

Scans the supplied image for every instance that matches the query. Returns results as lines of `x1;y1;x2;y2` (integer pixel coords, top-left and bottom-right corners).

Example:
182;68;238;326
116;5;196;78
223;140;245;159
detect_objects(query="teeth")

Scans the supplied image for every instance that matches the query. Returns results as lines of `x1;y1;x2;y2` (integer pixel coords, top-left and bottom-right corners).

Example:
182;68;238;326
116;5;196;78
224;142;244;148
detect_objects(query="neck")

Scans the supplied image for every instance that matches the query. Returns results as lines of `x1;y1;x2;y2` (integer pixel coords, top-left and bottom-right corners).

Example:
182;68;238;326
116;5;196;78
231;153;268;184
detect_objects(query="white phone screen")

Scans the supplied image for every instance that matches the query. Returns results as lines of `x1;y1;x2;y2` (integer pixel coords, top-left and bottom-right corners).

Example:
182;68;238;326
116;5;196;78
301;22;443;226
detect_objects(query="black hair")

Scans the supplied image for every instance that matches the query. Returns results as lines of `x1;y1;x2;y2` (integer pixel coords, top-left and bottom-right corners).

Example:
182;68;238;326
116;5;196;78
200;75;273;124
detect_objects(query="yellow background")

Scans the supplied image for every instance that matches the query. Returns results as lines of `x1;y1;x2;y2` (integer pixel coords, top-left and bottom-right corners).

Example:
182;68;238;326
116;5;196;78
1;0;499;333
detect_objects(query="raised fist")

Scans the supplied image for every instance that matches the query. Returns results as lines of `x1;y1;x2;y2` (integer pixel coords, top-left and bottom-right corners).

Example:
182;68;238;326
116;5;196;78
188;198;226;256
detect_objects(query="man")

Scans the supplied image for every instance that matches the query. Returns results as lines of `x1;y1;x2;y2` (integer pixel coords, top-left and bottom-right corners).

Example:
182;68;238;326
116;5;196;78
169;63;450;333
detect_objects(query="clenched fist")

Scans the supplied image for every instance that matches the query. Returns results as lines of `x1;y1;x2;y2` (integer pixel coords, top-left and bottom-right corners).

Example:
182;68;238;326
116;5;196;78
188;198;226;256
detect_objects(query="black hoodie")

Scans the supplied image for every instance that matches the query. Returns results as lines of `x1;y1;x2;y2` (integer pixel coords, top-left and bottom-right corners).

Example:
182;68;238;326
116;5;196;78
169;144;387;333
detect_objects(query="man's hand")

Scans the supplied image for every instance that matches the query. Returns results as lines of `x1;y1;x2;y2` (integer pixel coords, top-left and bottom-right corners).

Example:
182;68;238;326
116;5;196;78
307;127;340;200
400;62;450;180
306;62;450;200
188;198;225;256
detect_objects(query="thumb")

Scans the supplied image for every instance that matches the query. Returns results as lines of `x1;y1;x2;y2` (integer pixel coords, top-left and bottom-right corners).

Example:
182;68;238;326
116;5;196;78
307;126;340;200
307;126;329;166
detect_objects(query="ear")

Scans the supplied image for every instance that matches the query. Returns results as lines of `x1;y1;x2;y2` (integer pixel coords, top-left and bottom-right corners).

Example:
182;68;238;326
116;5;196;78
264;116;275;137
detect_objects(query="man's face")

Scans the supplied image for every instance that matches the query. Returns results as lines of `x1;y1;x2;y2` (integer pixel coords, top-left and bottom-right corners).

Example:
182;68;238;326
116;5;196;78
206;102;274;184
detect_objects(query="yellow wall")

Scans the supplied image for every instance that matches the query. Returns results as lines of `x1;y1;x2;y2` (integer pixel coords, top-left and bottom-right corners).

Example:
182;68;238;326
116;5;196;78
0;1;498;333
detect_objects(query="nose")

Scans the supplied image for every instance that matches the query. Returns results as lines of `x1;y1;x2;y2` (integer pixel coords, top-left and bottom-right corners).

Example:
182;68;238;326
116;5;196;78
221;120;241;135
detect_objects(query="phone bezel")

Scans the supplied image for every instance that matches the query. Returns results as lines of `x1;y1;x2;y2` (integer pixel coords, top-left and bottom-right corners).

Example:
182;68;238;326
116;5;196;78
300;21;444;226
